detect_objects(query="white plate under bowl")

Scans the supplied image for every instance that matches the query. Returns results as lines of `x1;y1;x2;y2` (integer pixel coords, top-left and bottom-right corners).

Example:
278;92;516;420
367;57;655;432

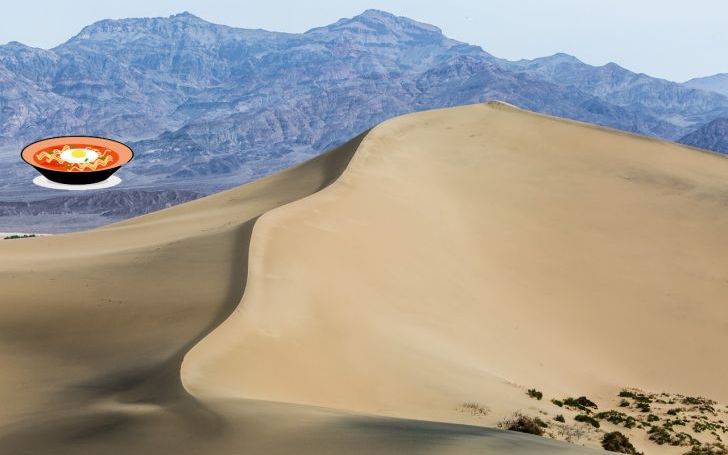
32;175;122;191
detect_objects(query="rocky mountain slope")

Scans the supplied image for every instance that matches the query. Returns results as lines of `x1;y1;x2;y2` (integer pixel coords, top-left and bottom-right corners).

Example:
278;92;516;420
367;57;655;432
679;117;728;154
0;189;202;232
509;53;728;134
0;189;201;217
1;10;726;232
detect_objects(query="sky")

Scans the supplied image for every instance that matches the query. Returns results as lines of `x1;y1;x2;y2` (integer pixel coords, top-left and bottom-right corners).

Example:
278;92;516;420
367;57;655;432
1;0;726;82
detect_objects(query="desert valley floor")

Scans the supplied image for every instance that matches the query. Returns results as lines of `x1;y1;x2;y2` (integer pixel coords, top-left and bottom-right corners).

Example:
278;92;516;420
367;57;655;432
0;102;726;454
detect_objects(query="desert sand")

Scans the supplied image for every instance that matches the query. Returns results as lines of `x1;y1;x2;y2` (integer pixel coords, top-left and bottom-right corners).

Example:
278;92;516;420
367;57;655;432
1;102;726;454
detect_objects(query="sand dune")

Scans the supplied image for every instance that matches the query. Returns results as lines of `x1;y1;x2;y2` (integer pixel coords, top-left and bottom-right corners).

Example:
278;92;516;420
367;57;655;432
1;102;727;454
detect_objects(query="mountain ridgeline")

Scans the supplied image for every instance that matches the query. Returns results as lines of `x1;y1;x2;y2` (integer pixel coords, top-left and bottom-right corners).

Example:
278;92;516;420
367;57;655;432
0;10;726;232
684;73;728;97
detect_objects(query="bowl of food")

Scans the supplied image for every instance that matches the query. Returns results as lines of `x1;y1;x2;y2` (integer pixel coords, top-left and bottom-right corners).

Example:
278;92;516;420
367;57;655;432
21;136;133;185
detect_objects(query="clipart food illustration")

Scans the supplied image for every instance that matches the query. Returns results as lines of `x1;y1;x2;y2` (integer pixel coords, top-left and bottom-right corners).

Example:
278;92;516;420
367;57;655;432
21;136;133;186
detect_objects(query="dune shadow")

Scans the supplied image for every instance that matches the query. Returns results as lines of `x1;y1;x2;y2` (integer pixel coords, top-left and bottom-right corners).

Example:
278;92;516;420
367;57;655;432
0;133;367;453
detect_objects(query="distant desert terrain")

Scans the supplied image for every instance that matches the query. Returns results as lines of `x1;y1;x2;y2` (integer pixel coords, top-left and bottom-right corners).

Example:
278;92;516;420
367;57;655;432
1;102;726;454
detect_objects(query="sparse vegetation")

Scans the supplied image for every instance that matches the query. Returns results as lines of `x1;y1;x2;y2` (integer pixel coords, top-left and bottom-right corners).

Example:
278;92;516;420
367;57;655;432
620;390;656;408
573;396;598;409
498;412;545;436
535;417;549;428
595;410;637;429
458;402;489;416
675;433;700;446
562;396;598;413
684;397;717;407
636;402;651;413
694;420;721;433
3;234;37;240
683;396;718;414
575;414;600;428
683;443;727;455
602;431;642;454
663;418;689;430
555;423;588;443
649;426;698;446
648;427;672;445
503;387;726;451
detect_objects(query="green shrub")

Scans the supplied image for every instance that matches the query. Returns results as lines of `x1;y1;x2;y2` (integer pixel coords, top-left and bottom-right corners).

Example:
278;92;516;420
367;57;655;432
649;426;698;446
573;396;598;409
575;414;600;428
554;414;565;423
683;443;727;455
694;421;720;433
619;399;630;407
674;433;699;447
636;402;651;413
551;399;563;407
602;431;642;454
648;427;672;445
663;418;689;430
683;396;716;406
527;388;543;400
648;414;660;422
596;411;624;423
595;410;636;428
563;396;598;413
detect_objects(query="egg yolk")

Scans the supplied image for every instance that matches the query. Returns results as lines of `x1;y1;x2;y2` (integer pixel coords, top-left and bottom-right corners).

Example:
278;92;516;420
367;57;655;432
71;149;87;158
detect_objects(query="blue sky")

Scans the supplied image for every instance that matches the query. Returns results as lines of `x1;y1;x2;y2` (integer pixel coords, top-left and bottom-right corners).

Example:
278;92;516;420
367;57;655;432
2;0;726;82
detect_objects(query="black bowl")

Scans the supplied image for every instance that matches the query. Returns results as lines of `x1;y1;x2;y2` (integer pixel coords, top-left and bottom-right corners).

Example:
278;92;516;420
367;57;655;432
31;165;122;185
21;136;133;185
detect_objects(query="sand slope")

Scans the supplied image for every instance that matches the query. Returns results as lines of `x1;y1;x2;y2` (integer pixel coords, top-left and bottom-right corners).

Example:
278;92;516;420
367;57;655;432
0;120;596;454
184;103;728;450
1;102;727;454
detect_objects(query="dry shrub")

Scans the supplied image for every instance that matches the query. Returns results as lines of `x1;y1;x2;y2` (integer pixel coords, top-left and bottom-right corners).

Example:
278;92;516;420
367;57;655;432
602;431;642;454
498;412;545;436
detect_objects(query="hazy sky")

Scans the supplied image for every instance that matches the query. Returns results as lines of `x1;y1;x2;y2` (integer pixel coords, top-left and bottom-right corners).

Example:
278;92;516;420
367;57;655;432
1;0;726;82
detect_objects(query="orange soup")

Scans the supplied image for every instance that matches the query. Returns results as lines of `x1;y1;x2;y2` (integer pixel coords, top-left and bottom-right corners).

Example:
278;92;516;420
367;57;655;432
33;144;120;172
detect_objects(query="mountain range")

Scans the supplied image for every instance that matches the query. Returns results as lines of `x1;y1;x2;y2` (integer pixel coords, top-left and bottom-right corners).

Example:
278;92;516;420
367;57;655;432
0;10;726;232
684;73;728;97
